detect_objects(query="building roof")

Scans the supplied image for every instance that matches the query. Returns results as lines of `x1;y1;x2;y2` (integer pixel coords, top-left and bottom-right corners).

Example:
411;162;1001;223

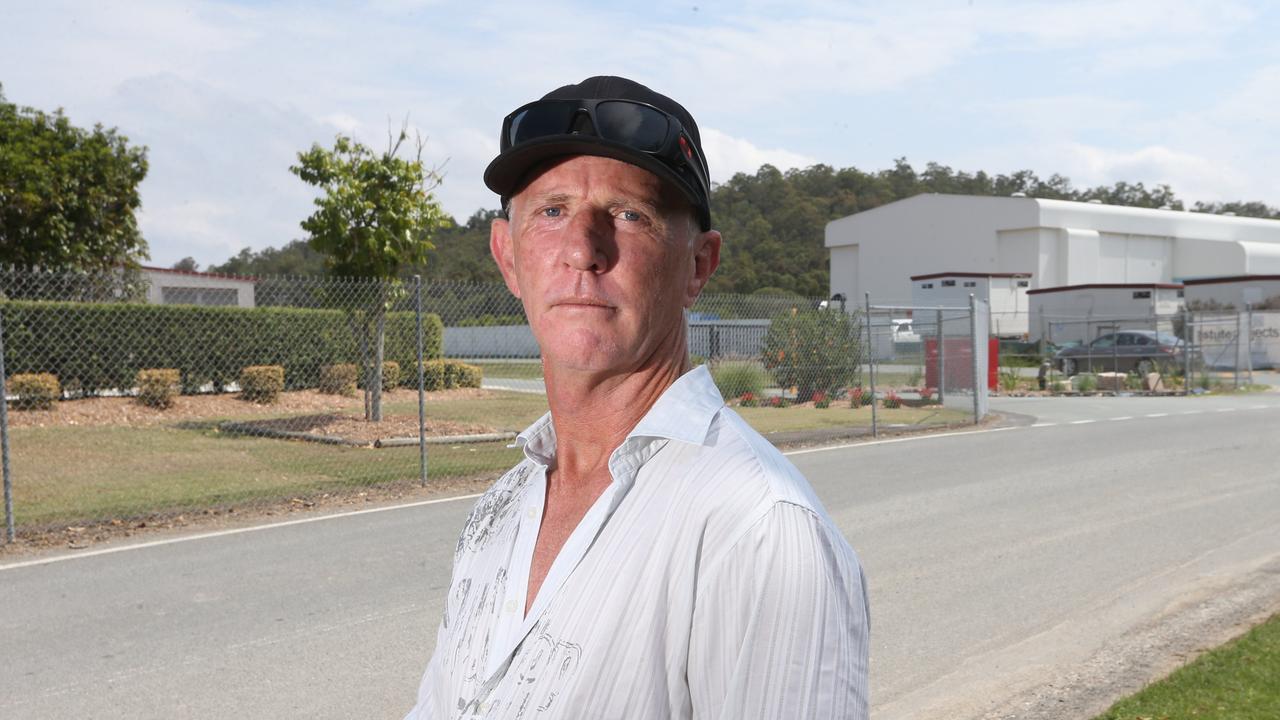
910;271;1032;281
826;193;1280;248
1027;282;1184;295
1181;274;1280;286
141;265;258;283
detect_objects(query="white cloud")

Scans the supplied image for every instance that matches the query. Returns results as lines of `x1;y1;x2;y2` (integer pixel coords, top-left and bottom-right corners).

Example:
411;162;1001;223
700;129;818;183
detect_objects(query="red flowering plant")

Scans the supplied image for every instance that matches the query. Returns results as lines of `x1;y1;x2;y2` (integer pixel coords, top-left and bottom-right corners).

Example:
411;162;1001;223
738;391;758;407
882;390;902;409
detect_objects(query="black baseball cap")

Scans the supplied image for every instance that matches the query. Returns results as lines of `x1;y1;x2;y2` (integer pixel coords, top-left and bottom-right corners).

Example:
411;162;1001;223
484;76;712;231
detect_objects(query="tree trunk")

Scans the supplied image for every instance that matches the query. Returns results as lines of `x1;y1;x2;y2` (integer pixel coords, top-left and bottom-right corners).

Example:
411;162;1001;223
371;306;386;422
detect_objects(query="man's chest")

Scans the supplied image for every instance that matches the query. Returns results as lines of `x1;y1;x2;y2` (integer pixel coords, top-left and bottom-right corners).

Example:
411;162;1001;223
440;484;704;718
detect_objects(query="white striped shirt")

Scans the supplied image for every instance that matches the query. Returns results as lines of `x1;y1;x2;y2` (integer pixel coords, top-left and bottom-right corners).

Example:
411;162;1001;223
405;365;869;719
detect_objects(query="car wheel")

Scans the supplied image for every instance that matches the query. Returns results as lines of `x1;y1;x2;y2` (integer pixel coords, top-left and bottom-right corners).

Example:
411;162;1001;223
1061;358;1076;376
1136;358;1156;375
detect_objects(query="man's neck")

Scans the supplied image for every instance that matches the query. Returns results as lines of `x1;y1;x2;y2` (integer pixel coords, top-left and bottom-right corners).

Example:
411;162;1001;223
542;356;688;486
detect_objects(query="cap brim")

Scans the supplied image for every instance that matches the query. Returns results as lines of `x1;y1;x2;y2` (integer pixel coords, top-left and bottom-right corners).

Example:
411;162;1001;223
483;136;710;231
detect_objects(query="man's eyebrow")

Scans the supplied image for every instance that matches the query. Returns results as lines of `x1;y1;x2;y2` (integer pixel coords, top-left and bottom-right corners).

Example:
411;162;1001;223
524;192;573;208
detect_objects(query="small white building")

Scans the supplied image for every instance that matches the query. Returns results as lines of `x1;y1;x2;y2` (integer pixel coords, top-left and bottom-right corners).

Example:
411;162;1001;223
1027;282;1184;345
1181;274;1280;310
142;266;256;308
826;193;1280;306
910;271;1032;337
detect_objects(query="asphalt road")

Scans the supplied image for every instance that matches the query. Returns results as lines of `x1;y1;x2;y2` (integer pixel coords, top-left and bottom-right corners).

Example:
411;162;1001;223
3;392;1279;719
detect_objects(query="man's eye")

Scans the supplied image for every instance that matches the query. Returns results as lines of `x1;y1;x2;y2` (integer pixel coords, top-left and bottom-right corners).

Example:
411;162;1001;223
540;207;562;217
620;210;642;222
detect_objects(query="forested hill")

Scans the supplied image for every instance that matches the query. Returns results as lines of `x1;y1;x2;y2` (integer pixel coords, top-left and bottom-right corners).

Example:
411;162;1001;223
209;159;1280;295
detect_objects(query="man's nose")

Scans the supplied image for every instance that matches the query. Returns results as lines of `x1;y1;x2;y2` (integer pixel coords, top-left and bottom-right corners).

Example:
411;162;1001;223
559;208;612;273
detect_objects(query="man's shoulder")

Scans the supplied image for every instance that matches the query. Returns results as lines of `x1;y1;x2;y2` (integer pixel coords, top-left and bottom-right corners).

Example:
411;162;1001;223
703;406;826;512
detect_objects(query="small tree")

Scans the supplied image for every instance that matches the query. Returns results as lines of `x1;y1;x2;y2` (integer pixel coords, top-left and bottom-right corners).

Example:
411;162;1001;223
290;125;447;421
0;84;149;271
762;307;863;401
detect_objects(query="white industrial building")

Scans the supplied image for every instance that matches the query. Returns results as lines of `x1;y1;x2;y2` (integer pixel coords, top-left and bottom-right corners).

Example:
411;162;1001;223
1181;274;1280;310
826;194;1280;308
909;271;1031;337
142;266;257;308
1027;282;1185;345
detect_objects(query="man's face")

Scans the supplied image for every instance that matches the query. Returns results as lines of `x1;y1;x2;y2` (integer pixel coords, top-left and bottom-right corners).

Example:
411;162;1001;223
490;155;720;377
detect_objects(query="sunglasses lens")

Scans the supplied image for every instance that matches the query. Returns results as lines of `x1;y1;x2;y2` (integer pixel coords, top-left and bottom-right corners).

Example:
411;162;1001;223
595;101;669;151
509;102;577;146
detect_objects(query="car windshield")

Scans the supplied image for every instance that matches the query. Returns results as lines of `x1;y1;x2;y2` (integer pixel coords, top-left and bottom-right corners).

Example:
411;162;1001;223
1155;332;1181;346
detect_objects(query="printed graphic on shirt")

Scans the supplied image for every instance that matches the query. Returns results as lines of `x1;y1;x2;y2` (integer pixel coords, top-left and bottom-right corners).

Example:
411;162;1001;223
456;463;533;560
457;617;583;719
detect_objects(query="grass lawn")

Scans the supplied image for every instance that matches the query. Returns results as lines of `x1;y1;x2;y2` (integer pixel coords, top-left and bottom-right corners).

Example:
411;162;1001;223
1094;613;1280;720
4;388;965;531
469;360;545;380
735;403;970;433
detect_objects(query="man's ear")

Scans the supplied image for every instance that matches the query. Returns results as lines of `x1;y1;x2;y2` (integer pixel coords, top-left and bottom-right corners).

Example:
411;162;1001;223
490;216;522;299
684;229;721;308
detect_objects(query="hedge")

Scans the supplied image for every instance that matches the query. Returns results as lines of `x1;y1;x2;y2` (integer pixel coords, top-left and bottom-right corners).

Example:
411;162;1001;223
7;373;60;410
0;300;443;395
136;368;181;408
241;365;284;404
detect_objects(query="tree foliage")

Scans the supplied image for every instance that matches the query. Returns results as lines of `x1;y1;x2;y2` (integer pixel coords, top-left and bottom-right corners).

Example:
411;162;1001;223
222;157;1280;303
761;307;864;401
0;85;149;271
290;128;448;421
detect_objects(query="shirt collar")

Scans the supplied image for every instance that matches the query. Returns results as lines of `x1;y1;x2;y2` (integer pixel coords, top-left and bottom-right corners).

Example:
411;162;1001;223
513;364;726;465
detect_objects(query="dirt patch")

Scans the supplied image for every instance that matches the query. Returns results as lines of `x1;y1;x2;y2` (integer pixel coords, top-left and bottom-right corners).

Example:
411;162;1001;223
6;387;495;429
216;413;493;443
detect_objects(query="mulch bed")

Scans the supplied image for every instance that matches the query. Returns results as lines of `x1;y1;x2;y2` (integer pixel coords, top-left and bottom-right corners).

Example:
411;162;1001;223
6;387;494;430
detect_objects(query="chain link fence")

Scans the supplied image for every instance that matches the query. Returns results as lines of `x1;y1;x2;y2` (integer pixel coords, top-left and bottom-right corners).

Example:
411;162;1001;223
3;267;993;542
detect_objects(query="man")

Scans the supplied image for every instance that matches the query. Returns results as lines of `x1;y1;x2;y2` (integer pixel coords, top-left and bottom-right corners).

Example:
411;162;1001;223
405;76;869;719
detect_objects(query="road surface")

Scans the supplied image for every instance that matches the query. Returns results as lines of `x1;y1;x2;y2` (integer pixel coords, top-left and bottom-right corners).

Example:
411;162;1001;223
3;392;1279;718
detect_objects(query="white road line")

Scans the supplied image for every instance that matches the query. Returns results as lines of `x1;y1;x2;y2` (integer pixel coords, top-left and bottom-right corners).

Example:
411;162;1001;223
1180;410;1201;415
1249;405;1269;410
0;492;484;572
1110;416;1134;421
1070;419;1095;425
1145;413;1169;418
1030;422;1057;428
783;425;1018;457
1216;408;1238;413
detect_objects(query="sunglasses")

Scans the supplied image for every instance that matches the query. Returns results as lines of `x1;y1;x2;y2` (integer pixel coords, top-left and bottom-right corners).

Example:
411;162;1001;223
501;98;710;203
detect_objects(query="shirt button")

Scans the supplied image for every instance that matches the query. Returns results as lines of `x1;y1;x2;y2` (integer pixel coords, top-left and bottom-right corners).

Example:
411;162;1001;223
526;508;538;520
504;600;516;613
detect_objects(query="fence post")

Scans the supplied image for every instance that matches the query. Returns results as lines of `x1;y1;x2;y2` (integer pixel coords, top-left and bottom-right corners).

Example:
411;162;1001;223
1245;304;1254;387
865;292;877;438
936;308;945;404
414;275;427;488
969;294;980;424
1183;307;1192;396
1235;310;1244;389
1;310;13;542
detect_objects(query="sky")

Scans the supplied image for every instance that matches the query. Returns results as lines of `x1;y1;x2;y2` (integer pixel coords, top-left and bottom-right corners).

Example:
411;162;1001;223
3;0;1280;268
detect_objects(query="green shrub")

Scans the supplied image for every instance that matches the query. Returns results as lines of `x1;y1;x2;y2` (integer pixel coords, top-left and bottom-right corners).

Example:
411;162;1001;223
380;361;401;392
240;365;284;404
7;372;60;410
416;360;482;391
318;363;358;396
136;368;180;408
710;361;768;400
882;391;902;409
762;308;863;402
454;361;482;389
998;366;1021;392
1075;373;1098;393
0;300;443;395
849;386;870;408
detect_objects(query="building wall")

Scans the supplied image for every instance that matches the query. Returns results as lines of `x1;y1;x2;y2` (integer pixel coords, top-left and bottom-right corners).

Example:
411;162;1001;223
1029;287;1179;344
143;270;256;308
827;194;1280;306
1184;279;1280;309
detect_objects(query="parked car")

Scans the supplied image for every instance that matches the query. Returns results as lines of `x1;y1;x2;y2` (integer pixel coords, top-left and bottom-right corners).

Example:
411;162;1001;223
892;318;920;343
1053;330;1191;376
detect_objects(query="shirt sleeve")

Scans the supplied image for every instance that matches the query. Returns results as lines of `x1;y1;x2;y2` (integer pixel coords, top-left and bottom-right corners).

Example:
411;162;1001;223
688;501;870;720
402;621;445;720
